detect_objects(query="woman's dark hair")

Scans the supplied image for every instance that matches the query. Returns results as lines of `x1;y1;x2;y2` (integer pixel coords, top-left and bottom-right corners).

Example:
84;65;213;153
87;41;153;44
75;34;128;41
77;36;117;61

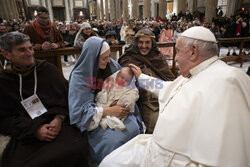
95;65;112;95
165;23;172;30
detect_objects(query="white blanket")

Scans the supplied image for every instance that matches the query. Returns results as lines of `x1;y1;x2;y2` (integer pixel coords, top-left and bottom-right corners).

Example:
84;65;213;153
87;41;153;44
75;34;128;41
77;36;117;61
95;71;139;130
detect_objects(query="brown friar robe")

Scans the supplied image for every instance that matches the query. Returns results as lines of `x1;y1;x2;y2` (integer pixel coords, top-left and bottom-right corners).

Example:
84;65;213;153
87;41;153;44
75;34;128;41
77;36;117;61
119;41;175;133
23;21;64;67
23;21;64;50
0;60;89;167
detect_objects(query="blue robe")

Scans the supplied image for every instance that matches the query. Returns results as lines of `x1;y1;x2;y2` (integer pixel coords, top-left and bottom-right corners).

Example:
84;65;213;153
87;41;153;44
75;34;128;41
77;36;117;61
68;37;143;164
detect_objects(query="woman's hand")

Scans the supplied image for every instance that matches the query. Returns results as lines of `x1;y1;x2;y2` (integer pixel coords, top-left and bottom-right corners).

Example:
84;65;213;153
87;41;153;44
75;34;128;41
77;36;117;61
109;100;118;107
128;64;142;79
103;105;130;119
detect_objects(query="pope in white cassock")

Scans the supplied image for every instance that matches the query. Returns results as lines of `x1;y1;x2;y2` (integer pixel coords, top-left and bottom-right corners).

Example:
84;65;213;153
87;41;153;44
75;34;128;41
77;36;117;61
99;26;250;167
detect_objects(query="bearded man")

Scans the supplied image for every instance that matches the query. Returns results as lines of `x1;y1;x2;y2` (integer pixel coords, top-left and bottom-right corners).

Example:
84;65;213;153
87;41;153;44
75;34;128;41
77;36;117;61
119;27;175;133
24;7;63;51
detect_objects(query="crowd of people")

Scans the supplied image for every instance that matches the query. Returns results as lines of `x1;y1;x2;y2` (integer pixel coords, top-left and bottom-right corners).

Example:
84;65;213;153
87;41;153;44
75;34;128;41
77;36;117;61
1;7;249;61
0;5;250;167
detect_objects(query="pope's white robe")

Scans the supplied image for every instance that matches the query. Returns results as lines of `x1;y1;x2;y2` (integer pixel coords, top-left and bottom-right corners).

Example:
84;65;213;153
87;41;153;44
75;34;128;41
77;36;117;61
99;56;250;167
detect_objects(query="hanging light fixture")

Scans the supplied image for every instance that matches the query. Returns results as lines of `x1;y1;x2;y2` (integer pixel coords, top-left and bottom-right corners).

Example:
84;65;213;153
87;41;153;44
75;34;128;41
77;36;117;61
34;10;37;16
80;11;83;16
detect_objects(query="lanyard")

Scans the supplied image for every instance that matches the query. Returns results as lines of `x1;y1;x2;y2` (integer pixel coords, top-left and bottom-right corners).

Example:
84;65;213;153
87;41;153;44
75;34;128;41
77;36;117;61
19;67;37;101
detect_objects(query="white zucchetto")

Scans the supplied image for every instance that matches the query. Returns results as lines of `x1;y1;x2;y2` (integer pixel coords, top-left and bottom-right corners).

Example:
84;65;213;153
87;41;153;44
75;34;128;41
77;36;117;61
181;26;217;43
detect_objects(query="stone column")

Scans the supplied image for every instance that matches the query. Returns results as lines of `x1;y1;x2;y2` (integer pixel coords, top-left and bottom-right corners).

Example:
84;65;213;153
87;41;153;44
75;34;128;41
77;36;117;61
151;0;156;18
69;0;74;19
115;0;120;19
90;1;94;19
105;0;109;20
132;0;138;18
177;0;186;14
83;0;87;8
143;0;151;19
173;0;177;14
123;0;129;20
226;0;241;17
85;0;90;19
205;0;218;23
5;0;14;20
100;0;104;20
47;0;54;22
110;0;115;20
95;0;100;20
187;0;197;13
0;0;4;19
0;0;9;20
128;0;132;18
22;0;29;20
6;0;13;19
187;0;192;13
13;0;20;19
11;0;19;19
119;0;122;19
8;0;17;19
64;0;71;23
159;0;167;18
41;0;46;7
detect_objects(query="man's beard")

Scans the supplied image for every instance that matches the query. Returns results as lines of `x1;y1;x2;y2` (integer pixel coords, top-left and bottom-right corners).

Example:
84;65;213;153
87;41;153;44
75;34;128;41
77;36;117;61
139;47;151;55
37;19;49;26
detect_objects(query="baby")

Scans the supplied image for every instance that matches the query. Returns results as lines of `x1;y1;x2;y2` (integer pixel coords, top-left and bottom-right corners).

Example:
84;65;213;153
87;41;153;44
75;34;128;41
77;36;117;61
95;67;139;130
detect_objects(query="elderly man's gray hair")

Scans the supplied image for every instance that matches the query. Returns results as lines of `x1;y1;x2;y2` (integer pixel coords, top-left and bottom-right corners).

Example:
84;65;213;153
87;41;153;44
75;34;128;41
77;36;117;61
181;37;218;58
0;32;30;52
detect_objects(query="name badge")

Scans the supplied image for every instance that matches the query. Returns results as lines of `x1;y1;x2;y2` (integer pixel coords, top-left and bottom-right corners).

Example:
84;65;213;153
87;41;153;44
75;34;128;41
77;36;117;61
21;94;47;119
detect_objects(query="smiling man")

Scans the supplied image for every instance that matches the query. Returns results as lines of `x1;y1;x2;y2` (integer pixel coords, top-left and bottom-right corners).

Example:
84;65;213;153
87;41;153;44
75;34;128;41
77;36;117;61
0;32;89;167
118;27;175;133
23;6;64;51
100;26;250;167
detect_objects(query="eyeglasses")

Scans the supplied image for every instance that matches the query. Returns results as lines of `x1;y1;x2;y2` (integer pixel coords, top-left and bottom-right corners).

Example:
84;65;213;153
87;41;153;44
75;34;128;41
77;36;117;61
38;16;49;20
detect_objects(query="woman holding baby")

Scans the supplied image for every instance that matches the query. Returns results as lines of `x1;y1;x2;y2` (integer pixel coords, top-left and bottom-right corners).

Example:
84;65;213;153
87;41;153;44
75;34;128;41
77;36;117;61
68;36;143;165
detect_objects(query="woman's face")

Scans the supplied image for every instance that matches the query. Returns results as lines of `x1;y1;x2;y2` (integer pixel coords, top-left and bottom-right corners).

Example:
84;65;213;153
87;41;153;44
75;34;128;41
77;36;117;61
167;24;171;29
98;49;111;69
83;27;92;36
59;26;66;33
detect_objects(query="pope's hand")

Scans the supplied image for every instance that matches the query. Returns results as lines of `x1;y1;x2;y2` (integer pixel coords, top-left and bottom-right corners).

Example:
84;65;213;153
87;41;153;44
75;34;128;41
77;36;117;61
128;64;142;79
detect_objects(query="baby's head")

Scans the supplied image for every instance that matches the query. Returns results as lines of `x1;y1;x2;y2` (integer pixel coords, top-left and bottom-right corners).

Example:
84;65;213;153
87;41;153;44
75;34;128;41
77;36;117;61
116;67;134;87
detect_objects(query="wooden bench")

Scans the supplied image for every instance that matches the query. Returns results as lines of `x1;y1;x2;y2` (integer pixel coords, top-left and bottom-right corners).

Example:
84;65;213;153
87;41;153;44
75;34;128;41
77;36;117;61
217;37;250;67
34;45;124;74
156;42;177;76
158;37;250;76
1;37;249;77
